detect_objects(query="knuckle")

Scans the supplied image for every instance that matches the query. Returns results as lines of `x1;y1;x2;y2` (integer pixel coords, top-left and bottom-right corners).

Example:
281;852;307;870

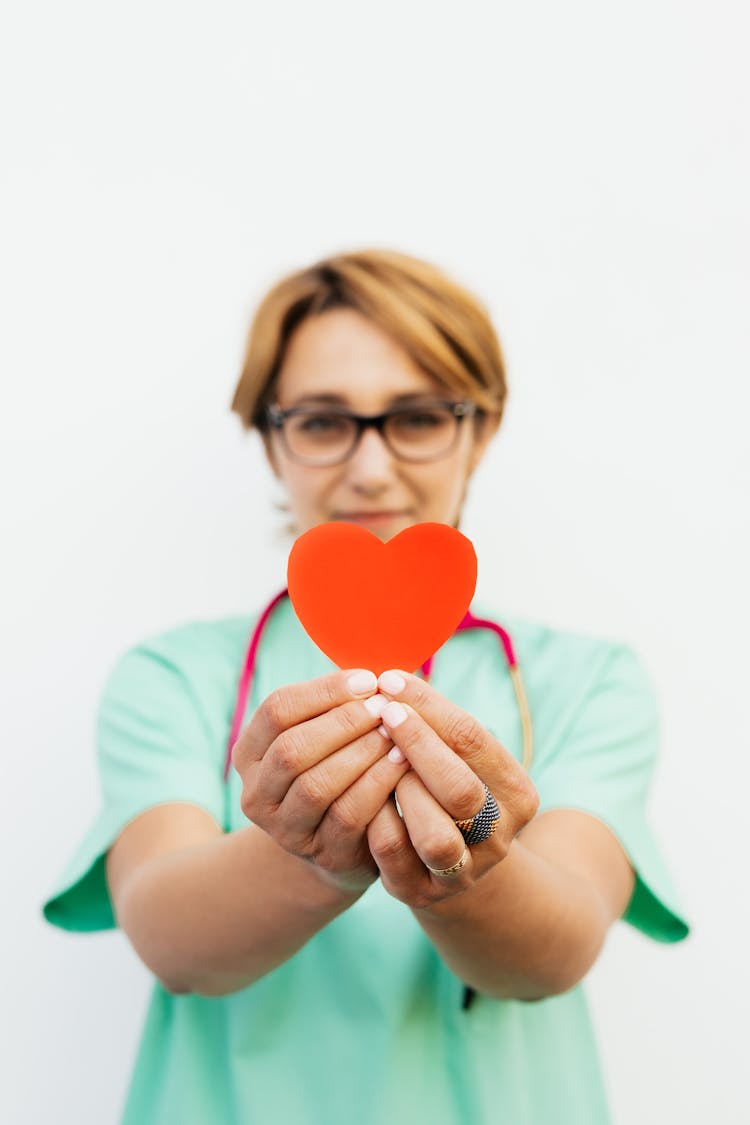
288;831;315;859
491;834;510;862
230;738;243;773
239;785;267;828
293;769;328;809
326;795;360;836
445;712;483;757
239;789;254;821
507;770;540;822
317;675;341;710
422;830;462;870
309;846;336;873
407;678;431;711
271;730;305;775
447;773;486;819
523;778;540;820
402;887;433;910
395;771;418;800
334;702;361;738
261;688;291;733
370;828;406;863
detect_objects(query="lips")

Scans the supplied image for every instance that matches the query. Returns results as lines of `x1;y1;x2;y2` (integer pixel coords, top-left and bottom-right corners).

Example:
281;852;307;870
337;513;413;524
336;510;410;518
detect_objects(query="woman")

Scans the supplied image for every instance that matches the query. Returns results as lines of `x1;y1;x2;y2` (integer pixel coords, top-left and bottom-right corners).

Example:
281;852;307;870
43;248;690;1124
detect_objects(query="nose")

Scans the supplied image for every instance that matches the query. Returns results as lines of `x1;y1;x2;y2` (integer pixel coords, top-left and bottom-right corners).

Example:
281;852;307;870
343;424;398;488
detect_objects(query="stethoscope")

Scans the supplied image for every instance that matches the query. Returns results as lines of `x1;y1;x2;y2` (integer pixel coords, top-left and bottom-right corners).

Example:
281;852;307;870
223;589;533;781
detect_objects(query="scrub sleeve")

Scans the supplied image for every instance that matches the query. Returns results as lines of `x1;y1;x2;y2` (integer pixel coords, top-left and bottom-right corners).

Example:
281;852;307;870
529;641;690;944
42;624;236;933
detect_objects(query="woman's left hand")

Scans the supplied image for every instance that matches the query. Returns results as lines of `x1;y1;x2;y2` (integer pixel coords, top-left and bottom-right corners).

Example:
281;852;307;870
366;669;539;909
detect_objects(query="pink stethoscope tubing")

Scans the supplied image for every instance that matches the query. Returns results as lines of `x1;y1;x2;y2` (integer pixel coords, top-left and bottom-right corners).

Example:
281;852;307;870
223;589;533;780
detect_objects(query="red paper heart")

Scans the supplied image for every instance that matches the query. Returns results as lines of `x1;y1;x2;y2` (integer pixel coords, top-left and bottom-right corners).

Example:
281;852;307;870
287;521;478;675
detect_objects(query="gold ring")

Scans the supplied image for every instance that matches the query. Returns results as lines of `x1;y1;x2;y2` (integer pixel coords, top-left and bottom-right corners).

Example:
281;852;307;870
426;847;469;878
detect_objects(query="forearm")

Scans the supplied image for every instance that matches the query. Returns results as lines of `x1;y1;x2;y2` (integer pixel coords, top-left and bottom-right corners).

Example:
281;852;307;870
115;824;364;997
412;838;610;1001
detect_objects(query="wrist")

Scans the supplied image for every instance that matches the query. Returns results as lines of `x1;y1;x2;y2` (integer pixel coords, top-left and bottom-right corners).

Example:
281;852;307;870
308;861;379;902
272;837;376;906
252;832;368;914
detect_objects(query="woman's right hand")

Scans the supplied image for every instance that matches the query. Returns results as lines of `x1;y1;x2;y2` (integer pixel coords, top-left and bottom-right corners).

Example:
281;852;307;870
231;670;411;894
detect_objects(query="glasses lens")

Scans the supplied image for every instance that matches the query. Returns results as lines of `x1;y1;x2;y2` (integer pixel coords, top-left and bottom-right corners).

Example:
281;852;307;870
385;406;458;459
284;411;357;461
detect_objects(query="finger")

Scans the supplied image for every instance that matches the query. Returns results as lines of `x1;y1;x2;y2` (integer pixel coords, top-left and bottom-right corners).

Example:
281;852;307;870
395;771;474;884
232;668;379;770
258;693;390;807
377;669;517;778
314;752;411;850
366;795;426;894
378;670;538;826
278;724;400;837
379;698;487;823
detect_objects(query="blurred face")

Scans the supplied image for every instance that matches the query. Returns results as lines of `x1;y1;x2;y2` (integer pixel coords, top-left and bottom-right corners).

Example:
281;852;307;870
263;308;499;541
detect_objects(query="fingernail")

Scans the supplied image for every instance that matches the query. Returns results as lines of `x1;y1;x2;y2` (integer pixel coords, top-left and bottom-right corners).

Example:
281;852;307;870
382;700;408;727
364;694;387;717
347;670;377;695
388;745;406;763
379;670;406;695
377;724;391;739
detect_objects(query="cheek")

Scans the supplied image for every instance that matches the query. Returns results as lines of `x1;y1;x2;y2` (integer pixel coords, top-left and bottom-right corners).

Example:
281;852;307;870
440;453;474;508
408;463;465;507
284;466;336;508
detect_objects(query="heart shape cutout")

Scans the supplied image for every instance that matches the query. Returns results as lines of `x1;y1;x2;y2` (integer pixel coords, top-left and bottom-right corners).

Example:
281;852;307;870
287;521;477;675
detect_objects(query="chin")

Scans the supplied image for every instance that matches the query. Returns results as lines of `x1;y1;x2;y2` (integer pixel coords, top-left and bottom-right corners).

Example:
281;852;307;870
382;515;421;541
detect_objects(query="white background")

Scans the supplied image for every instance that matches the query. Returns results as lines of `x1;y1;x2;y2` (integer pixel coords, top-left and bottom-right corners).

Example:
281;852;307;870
2;2;748;1122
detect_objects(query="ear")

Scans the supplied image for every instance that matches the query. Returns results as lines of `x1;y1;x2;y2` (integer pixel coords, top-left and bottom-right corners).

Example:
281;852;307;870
467;412;501;474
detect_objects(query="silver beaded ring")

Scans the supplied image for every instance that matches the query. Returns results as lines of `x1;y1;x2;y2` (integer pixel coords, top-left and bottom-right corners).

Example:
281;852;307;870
454;782;501;845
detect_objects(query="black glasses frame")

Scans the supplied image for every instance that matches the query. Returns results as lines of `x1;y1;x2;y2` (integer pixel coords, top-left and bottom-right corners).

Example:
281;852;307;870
264;399;479;466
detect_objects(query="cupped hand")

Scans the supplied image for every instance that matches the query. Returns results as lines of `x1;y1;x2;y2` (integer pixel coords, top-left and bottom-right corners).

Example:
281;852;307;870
365;670;540;909
231;669;409;894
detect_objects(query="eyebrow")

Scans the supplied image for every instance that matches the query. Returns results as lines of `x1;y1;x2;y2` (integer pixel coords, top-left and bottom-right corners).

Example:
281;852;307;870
286;391;446;409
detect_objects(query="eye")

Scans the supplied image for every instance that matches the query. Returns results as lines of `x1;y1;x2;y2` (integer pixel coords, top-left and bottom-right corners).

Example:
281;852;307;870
392;408;447;430
296;413;349;434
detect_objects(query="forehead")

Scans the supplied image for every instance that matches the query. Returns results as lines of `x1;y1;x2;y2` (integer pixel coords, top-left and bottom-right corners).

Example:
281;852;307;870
276;308;444;407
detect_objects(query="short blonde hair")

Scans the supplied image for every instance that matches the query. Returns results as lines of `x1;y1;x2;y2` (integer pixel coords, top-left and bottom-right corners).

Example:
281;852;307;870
230;248;507;431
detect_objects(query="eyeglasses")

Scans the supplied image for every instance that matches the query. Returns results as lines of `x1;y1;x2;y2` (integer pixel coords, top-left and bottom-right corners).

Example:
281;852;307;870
264;399;479;466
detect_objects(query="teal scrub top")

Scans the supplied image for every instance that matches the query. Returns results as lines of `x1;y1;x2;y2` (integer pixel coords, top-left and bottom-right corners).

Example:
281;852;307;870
42;596;691;1125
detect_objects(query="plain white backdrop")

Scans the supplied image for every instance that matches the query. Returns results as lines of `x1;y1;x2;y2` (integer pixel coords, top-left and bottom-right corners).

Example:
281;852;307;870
2;1;748;1122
